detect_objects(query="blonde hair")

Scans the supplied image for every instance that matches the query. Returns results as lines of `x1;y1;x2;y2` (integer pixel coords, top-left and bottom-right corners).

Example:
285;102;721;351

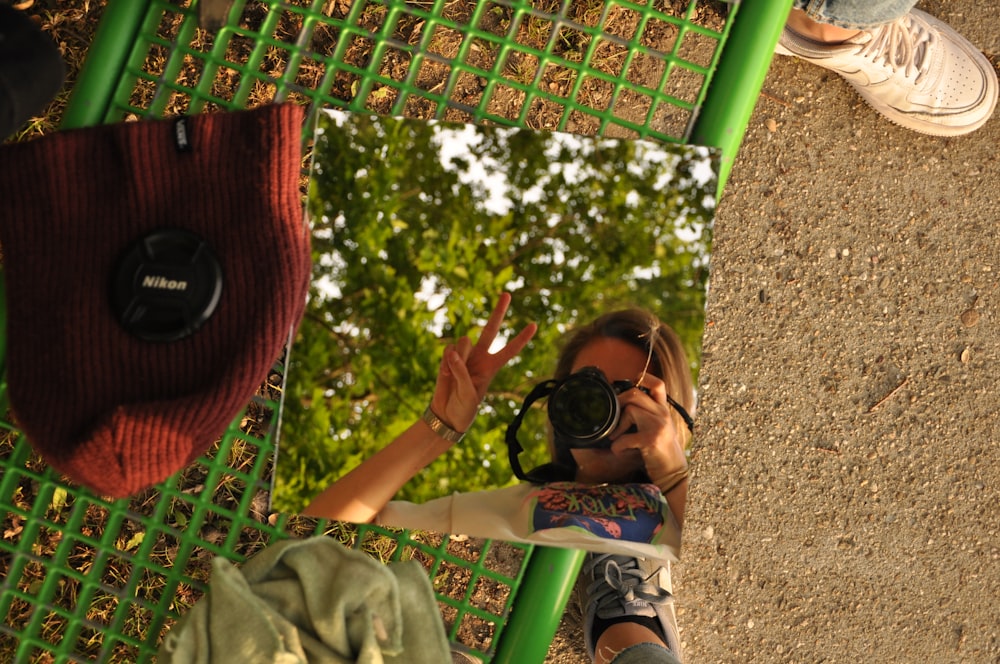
548;309;695;474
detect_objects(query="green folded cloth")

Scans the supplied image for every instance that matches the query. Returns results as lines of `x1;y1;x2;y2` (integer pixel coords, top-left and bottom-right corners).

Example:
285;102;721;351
159;537;451;664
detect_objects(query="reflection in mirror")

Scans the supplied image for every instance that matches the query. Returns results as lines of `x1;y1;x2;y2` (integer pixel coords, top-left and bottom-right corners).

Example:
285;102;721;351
272;110;717;558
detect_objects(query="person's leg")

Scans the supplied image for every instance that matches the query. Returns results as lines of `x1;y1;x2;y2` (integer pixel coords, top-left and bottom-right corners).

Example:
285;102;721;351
786;9;861;43
595;623;673;664
776;2;997;136
606;642;683;664
790;0;917;30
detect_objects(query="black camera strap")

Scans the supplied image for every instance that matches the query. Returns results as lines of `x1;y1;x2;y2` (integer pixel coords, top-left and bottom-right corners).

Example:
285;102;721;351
505;379;558;482
665;394;695;433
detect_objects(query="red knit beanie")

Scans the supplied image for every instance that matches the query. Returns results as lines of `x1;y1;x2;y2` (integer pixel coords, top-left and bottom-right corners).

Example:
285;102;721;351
0;104;311;498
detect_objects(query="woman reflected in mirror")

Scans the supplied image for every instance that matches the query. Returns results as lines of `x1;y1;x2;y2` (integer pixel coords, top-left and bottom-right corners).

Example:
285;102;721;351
303;292;695;663
302;291;693;533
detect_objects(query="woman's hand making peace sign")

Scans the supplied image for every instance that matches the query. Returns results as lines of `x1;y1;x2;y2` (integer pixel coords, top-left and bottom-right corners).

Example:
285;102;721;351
429;292;536;436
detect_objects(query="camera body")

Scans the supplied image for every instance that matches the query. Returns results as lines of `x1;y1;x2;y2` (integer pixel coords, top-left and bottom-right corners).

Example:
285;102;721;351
547;366;649;449
506;365;693;482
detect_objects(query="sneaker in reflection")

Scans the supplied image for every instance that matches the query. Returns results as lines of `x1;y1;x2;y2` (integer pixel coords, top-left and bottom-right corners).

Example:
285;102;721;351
580;553;682;662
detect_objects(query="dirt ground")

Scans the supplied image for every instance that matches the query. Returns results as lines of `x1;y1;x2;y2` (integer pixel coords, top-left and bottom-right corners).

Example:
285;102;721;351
668;2;1000;662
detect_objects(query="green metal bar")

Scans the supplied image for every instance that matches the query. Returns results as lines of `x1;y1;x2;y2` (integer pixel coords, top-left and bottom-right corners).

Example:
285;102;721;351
143;6;202;117
226;8;284;109
0;445;35;635
273;1;327;104
688;0;793;196
59;0;150;129
491;545;585;664
49;495;99;656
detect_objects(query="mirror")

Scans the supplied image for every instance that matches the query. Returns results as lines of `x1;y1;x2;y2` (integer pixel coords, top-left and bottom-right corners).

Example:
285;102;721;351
272;109;717;557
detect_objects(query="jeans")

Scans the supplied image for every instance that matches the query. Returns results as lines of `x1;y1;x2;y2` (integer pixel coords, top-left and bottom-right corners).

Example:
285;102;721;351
793;0;919;29
609;643;683;664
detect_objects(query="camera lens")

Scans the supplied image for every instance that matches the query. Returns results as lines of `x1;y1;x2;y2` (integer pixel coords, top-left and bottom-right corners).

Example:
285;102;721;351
548;369;619;444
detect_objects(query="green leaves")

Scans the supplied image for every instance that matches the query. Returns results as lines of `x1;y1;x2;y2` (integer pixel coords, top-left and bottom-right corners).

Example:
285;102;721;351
272;112;718;515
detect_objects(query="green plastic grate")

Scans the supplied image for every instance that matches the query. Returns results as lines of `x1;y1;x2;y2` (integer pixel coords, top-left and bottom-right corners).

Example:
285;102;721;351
69;0;731;138
62;0;792;186
1;0;792;661
0;361;535;662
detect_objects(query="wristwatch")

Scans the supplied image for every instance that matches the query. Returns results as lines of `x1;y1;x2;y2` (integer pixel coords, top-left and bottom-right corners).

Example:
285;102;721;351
422;406;465;443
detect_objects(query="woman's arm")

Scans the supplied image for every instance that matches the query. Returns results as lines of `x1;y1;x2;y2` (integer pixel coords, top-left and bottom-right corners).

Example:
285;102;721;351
611;375;691;528
301;417;455;522
661;477;687;530
301;292;536;522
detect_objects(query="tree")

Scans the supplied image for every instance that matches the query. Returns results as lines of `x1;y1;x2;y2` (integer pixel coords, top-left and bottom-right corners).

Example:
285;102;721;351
272;111;717;514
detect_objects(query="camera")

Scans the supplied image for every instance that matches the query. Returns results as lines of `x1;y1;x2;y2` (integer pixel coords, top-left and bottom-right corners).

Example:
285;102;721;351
546;366;649;449
505;365;693;482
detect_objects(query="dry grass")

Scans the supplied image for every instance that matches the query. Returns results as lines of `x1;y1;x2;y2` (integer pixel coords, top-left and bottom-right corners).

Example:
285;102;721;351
8;0;105;140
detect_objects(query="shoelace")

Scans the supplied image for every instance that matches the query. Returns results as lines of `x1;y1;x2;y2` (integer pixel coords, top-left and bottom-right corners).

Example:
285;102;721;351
858;12;938;82
587;555;673;615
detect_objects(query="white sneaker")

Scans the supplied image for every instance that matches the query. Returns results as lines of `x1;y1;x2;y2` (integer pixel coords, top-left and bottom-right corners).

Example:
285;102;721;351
580;553;683;662
775;9;998;136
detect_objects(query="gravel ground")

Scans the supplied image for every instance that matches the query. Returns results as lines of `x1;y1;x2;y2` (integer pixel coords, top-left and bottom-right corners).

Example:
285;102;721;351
671;2;999;662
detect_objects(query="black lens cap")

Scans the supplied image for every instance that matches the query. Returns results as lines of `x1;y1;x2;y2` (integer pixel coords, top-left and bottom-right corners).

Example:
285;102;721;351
111;229;223;342
548;371;617;442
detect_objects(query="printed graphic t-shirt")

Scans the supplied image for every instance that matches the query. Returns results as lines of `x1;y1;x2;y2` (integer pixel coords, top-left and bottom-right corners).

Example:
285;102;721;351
377;481;681;560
